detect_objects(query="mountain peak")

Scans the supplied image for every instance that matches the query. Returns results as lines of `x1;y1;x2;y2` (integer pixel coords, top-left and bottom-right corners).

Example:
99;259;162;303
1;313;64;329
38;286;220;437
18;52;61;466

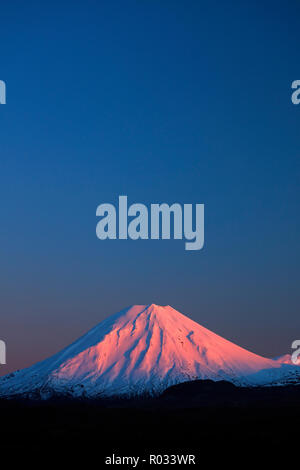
126;303;171;313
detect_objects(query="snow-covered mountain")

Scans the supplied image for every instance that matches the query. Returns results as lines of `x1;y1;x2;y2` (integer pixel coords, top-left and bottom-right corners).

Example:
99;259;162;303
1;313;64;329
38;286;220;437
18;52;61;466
273;354;300;366
0;304;299;399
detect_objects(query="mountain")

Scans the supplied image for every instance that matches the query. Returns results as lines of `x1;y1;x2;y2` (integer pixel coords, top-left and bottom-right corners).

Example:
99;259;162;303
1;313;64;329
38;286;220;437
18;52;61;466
0;304;299;399
274;354;300;366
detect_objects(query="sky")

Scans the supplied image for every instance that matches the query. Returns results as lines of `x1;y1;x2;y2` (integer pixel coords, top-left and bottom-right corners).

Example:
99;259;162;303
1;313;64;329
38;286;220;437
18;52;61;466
0;0;300;375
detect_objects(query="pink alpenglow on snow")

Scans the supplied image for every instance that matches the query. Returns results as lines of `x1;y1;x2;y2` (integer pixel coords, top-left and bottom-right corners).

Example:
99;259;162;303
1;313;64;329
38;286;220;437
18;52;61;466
0;304;299;398
274;354;300;366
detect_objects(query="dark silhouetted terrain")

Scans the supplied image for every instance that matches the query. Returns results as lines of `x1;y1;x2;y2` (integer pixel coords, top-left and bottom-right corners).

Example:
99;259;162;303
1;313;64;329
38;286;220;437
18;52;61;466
0;380;299;466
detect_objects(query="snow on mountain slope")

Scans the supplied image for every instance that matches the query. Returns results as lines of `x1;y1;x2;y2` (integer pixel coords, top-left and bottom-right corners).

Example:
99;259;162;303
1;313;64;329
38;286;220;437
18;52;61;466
273;354;300;366
0;304;297;398
240;364;300;386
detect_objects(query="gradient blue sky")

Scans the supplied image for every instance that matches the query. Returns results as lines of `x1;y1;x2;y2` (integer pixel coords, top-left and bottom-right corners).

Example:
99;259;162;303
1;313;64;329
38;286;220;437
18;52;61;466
1;0;300;375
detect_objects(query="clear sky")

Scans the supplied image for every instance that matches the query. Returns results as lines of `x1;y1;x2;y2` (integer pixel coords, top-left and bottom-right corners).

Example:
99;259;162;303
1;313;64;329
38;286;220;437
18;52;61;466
1;0;300;375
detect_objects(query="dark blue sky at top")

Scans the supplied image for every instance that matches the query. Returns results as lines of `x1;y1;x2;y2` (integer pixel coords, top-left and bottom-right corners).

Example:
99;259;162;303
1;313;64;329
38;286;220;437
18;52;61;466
0;0;300;374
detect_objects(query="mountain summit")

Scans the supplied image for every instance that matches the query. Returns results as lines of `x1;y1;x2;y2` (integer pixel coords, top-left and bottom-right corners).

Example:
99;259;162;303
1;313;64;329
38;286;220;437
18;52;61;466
0;304;299;398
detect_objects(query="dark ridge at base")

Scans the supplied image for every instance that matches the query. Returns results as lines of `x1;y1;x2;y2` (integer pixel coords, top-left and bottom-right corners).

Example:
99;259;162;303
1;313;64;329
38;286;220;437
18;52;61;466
1;378;300;406
159;378;300;406
1;380;300;466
